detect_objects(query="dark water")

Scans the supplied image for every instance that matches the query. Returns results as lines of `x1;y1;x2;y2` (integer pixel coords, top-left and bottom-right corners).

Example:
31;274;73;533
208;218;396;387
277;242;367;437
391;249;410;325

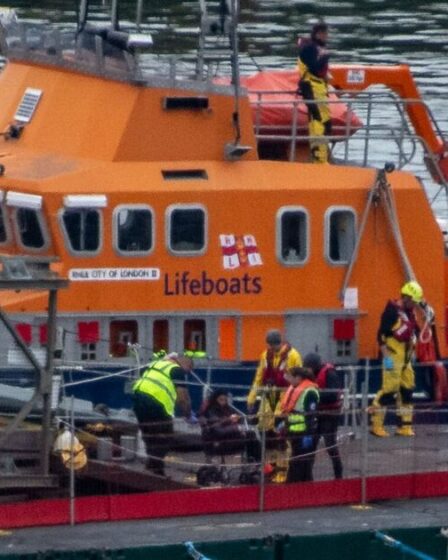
3;1;448;94
3;1;447;124
2;0;448;211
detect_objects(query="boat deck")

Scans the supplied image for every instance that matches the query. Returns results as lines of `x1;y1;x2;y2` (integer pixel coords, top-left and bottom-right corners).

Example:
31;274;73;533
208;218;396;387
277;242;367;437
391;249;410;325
1;425;448;556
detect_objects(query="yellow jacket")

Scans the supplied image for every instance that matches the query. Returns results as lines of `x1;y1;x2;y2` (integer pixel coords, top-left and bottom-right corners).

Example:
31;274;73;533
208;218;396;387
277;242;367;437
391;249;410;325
247;344;302;406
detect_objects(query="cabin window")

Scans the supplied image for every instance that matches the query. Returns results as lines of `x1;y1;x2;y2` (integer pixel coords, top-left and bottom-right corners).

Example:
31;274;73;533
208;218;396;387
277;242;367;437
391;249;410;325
167;205;206;254
61;209;101;254
325;208;356;264
114;205;154;255
16;208;46;249
78;321;99;360
277;207;308;265
0;204;9;244
110;320;138;358
153;319;169;354
336;339;352;358
81;343;97;361
184;319;206;353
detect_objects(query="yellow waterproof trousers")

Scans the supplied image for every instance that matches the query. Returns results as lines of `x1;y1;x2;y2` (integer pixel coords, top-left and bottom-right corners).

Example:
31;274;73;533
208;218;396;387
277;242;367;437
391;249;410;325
371;338;415;432
300;76;331;164
257;388;289;482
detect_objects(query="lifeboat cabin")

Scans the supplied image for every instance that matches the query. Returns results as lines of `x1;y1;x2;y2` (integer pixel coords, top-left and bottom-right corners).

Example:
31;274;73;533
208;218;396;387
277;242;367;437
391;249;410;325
0;15;446;406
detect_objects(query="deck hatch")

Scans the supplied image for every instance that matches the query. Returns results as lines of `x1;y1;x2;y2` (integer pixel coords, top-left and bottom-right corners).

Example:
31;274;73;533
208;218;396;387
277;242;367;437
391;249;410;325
162;169;208;181
163;96;209;110
14;88;43;123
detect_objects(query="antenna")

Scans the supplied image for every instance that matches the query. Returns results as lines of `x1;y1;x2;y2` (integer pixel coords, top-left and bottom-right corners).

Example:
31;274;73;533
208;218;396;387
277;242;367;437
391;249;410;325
224;0;252;160
111;0;119;30
229;0;241;144
77;0;89;34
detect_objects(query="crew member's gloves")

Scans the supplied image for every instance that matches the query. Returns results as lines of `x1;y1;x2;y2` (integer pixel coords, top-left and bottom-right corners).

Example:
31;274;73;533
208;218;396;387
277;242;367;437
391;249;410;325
302;435;314;449
383;356;394;370
275;421;286;435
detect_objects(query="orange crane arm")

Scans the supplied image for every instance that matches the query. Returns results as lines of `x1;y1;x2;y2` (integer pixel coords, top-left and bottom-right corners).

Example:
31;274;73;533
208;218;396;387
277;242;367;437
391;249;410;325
330;64;443;155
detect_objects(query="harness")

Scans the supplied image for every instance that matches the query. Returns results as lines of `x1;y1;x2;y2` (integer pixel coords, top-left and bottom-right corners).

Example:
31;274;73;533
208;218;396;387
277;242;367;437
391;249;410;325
262;343;291;388
316;363;342;410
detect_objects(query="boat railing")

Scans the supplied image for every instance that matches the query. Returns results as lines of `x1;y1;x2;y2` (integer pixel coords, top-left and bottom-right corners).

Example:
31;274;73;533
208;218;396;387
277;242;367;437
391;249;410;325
251;88;448;200
0;19;237;92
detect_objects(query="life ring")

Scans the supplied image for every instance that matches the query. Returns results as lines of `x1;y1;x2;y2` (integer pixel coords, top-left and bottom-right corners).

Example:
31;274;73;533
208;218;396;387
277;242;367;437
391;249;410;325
433;361;448;404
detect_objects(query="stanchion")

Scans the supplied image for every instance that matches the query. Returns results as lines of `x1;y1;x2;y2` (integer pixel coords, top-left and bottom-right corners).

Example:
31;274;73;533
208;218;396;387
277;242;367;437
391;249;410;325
360;359;370;507
258;390;267;513
69;395;75;527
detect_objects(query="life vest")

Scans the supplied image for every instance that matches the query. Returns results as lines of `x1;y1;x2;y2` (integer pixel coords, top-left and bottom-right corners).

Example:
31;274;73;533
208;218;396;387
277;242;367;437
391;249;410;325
132;358;178;417
262;343;291;387
315;363;342;410
297;37;329;80
389;301;418;343
282;379;319;433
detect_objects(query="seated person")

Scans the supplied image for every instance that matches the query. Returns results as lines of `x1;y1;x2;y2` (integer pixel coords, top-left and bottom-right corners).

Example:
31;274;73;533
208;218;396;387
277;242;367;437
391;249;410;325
199;389;260;462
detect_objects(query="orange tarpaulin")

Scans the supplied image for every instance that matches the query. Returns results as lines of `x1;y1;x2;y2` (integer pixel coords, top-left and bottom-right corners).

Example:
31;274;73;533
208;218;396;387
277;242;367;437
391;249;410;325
218;70;363;137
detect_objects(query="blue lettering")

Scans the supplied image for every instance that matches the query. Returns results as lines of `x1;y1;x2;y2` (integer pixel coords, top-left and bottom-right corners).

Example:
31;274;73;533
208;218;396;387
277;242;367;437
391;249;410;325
164;271;262;296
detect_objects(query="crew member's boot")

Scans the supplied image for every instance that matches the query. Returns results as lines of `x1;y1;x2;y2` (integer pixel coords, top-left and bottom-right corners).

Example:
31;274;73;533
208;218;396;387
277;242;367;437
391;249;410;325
370;407;390;437
396;404;414;436
271;441;290;483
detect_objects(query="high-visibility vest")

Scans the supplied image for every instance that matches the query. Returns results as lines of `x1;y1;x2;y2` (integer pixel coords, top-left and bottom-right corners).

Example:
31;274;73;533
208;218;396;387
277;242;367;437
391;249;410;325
283;379;319;433
132;359;179;417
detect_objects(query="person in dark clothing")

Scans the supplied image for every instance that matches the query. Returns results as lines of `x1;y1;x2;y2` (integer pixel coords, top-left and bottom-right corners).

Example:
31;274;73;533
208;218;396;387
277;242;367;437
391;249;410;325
303;352;344;479
280;366;319;483
297;21;331;163
132;353;194;476
199;389;261;462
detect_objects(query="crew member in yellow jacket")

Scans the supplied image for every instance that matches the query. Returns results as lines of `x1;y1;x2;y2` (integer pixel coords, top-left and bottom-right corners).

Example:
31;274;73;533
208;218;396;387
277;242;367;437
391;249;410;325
247;329;302;481
371;281;423;437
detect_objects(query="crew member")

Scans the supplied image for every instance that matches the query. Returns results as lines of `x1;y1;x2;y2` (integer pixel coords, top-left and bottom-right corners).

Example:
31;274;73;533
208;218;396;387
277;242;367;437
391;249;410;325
371;281;423;437
280;366;319;483
247;329;302;482
297;21;331;163
132;353;194;476
303;352;343;479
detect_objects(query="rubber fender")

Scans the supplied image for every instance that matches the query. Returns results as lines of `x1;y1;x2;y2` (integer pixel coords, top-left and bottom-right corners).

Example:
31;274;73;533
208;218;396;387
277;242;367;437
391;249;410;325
433;361;448;404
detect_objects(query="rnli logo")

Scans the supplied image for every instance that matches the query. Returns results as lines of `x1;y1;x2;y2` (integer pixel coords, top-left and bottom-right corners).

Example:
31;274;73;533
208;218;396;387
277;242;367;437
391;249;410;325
219;234;263;269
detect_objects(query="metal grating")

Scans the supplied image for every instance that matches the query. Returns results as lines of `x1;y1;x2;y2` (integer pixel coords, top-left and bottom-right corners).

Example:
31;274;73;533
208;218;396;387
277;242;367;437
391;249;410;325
14;88;43;123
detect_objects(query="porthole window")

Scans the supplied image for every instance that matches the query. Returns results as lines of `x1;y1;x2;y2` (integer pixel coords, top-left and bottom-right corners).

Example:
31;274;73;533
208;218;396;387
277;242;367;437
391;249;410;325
16;208;46;249
325;207;356;264
61;208;101;254
277;207;309;265
113;205;153;255
167;205;206;254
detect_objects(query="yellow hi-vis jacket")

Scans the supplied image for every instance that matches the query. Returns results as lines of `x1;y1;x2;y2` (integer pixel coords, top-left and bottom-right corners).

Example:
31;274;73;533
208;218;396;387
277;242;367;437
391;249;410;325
133;358;179;417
